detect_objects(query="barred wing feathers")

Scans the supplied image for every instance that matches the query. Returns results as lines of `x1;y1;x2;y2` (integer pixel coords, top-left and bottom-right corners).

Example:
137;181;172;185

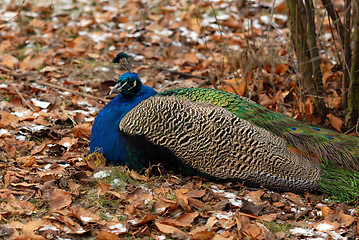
119;96;321;192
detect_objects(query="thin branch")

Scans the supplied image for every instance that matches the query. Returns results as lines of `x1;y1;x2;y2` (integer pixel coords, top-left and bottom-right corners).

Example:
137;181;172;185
209;2;244;93
13;85;35;111
320;0;346;46
344;118;359;135
0;65;11;73
342;0;352;108
9;71;107;103
35;80;110;103
146;65;208;80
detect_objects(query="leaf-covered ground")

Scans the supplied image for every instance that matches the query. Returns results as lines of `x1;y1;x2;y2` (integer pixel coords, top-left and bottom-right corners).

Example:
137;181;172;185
0;0;358;239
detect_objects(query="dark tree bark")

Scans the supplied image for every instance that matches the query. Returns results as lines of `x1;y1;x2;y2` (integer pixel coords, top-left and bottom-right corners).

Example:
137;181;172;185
343;0;352;107
346;1;359;128
287;0;327;120
321;0;351;108
304;0;326;120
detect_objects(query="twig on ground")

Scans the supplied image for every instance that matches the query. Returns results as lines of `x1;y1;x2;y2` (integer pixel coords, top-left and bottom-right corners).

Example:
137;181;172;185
167;69;208;80
0;65;11;73
14;85;35;111
35;80;110;103
137;63;208;80
7;70;109;103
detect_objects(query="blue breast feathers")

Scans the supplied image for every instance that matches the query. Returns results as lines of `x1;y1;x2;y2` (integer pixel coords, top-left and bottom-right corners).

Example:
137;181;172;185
90;73;157;165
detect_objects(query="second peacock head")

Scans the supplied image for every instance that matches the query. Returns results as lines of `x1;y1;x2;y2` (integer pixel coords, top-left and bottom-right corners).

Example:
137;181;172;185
110;72;143;98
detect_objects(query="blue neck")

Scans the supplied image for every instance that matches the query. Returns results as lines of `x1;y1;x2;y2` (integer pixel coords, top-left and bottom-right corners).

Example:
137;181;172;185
90;85;157;165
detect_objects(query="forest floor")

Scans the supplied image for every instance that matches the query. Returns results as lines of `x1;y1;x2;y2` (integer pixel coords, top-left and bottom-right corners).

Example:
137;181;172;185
0;0;358;239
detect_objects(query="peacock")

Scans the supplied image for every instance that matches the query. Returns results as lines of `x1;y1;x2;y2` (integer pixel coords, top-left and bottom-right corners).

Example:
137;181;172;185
90;52;359;202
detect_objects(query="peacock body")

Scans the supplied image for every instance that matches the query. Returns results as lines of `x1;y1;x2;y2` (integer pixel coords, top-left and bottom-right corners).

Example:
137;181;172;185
90;53;359;202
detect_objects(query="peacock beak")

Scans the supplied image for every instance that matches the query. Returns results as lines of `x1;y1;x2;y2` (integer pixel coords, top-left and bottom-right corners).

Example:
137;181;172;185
109;81;128;95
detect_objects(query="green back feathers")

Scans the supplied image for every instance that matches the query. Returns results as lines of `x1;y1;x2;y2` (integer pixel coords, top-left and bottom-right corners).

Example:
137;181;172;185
158;88;359;171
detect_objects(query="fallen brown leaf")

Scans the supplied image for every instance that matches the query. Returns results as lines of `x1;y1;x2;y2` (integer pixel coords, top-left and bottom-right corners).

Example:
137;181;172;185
72;123;92;139
284;192;303;205
222;77;247;96
22;219;50;234
338;211;355;227
244;190;265;205
22;156;36;167
188;196;205;208
97;230;121;240
155;222;189;240
321;206;332;218
259;213;277;222
130;170;149;181
313;220;341;232
130;214;158;226
0;54;19;69
191;231;215;240
30;142;47;155
71;205;101;224
258;94;273;107
328;113;343;132
97;181;111;196
49;188;72;210
176;211;199;227
175;189;191;212
5;141;16;159
0;111;19;128
154;196;178;215
187;189;206;198
13;233;45;240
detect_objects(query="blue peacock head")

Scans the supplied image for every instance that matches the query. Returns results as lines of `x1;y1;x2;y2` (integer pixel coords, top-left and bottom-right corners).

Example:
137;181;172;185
110;72;143;97
110;52;143;97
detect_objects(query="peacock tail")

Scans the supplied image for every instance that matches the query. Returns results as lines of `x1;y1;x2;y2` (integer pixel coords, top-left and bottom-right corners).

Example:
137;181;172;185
319;163;359;202
157;88;359;171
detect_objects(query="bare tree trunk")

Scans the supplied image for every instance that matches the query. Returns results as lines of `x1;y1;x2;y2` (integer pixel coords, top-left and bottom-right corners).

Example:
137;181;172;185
304;0;326;120
287;0;327;120
321;0;346;45
343;0;352;107
321;0;351;108
287;0;312;95
346;1;359;128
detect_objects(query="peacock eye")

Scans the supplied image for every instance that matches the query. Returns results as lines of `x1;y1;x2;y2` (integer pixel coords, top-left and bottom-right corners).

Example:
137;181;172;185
126;80;136;90
325;135;335;140
312;127;321;131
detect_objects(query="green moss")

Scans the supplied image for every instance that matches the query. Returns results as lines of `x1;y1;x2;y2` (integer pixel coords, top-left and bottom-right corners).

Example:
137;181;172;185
163;191;176;201
99;212;113;221
117;215;127;221
98;196;123;208
81;188;124;215
259;220;291;234
122;234;154;240
102;167;141;190
1;96;11;101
